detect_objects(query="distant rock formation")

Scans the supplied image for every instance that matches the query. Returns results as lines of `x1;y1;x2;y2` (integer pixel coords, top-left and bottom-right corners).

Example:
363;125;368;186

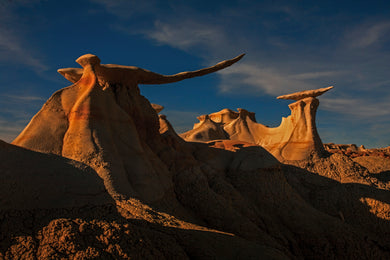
181;87;333;161
12;53;244;201
324;143;366;153
325;143;390;159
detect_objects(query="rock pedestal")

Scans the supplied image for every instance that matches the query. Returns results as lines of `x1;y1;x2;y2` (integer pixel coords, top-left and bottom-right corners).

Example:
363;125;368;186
12;53;243;201
181;87;333;161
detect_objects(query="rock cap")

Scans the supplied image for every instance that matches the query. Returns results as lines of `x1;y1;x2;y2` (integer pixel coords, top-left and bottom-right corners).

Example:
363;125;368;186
277;86;333;100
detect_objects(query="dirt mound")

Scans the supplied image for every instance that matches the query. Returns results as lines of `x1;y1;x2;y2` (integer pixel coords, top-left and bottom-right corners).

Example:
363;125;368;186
285;152;390;247
353;156;390;184
0;140;111;210
353;156;390;174
1;203;285;259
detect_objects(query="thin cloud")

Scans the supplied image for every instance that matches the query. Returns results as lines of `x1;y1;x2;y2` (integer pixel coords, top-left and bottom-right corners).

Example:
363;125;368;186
346;21;390;49
1;94;45;102
0;93;44;142
291;71;346;80
0;2;48;73
321;97;390;119
0;28;48;72
89;0;157;19
217;63;330;96
0;118;29;143
146;20;226;51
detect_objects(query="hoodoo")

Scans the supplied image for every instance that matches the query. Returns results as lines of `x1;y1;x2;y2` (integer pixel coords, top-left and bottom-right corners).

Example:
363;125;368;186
12;53;244;201
181;86;333;161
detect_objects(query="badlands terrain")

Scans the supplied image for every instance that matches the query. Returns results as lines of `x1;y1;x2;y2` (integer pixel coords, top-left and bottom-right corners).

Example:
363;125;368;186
1;54;389;259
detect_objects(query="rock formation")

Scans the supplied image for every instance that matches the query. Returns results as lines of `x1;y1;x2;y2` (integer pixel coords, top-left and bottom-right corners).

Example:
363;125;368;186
181;87;333;161
277;86;333;100
151;103;164;113
324;143;365;152
325;143;390;159
12;53;244;202
3;55;390;259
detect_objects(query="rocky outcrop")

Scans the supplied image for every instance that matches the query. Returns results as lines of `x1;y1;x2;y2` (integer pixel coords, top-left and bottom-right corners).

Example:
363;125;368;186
151;103;164;113
324;143;366;152
181;87;332;161
325;143;390;159
12;53;243;202
180;114;229;141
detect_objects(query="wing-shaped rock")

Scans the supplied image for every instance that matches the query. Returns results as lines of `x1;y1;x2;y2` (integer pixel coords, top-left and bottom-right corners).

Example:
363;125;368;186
277;86;333;100
181;85;333;161
13;53;244;202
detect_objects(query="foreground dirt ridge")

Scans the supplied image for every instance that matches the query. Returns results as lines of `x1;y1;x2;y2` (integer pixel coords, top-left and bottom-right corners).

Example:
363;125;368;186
1;54;390;259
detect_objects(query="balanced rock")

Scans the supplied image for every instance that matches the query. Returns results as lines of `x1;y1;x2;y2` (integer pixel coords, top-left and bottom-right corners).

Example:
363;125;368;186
277;86;333;100
13;53;244;201
151;103;164;113
181;86;333;161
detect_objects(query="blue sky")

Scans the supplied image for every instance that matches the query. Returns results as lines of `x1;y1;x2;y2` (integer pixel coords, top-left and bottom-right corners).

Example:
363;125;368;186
0;0;389;148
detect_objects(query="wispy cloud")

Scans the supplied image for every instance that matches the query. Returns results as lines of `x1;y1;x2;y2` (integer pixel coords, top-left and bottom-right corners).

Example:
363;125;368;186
291;71;346;80
321;97;390;119
0;93;44;142
145;20;226;52
346;21;390;49
1;94;45;102
0;2;48;72
89;0;157;19
0;118;27;143
0;28;48;73
217;63;336;96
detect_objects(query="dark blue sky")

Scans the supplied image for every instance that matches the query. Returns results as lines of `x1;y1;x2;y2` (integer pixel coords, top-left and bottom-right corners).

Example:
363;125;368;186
1;0;389;147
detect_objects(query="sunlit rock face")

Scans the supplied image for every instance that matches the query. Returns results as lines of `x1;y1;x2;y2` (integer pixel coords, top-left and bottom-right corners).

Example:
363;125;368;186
12;53;244;201
181;87;333;161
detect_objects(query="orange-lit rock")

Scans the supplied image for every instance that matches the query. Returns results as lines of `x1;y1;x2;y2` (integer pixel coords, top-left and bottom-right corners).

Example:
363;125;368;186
13;53;244;201
151;103;164;113
181;87;332;161
277;86;333;100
